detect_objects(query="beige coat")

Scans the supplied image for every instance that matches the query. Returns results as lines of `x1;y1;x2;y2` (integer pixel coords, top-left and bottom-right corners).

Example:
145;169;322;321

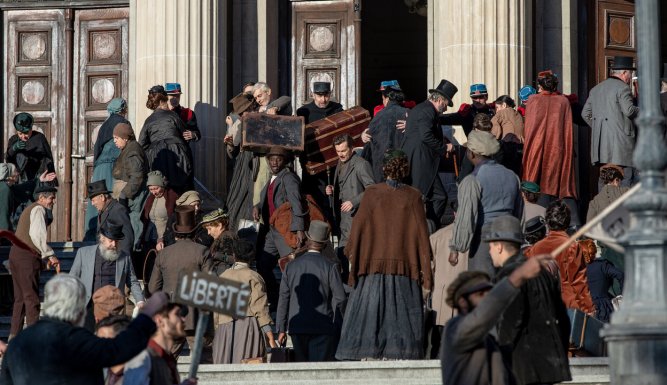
215;262;273;328
430;223;469;326
491;107;524;142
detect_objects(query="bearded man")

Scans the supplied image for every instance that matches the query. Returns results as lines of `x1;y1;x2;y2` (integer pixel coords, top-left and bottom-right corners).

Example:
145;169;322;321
69;220;144;331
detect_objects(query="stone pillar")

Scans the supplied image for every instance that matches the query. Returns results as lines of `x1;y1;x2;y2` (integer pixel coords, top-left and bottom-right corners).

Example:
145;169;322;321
257;0;279;90
428;0;532;106
129;0;228;197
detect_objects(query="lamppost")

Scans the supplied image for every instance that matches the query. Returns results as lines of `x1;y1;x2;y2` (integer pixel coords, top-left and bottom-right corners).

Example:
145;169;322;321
601;0;667;384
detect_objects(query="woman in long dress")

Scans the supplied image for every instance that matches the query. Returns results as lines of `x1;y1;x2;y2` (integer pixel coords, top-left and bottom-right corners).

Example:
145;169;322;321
84;98;129;239
336;149;432;360
139;85;193;194
212;239;277;363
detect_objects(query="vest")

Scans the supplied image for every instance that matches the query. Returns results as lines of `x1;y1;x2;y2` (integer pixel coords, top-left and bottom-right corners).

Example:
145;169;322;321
15;202;43;253
474;161;520;224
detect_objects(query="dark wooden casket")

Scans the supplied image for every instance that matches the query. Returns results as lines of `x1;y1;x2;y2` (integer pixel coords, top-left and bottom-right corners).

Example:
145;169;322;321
242;112;305;153
304;106;371;175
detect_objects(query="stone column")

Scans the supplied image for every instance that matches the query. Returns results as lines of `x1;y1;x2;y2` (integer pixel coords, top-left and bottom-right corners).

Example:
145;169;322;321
129;0;228;198
428;0;532;106
257;0;279;90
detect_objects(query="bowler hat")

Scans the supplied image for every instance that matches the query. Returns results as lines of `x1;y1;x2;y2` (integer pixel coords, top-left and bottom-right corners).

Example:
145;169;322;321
610;56;636;71
378;80;402;92
165;83;182;95
266;146;291;158
13;112;34;133
148;85;167;96
524;216;546;235
429;79;458;107
469;83;488;97
306;220;330;243
99;220;125;241
34;184;57;195
173;206;198;235
87;180;111;199
482;215;524;244
313;82;331;94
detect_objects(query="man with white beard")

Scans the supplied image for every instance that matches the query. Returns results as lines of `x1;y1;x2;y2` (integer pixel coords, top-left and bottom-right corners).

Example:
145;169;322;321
70;220;145;330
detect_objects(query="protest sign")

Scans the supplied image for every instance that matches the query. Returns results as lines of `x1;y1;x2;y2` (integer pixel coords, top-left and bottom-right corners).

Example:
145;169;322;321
175;270;250;317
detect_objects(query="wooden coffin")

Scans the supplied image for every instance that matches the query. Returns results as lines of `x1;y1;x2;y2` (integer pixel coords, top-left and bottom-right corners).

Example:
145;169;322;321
304;106;371;175
242;112;305;153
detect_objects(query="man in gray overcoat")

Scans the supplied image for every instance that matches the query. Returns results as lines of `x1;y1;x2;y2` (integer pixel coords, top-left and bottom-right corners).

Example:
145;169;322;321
582;55;639;186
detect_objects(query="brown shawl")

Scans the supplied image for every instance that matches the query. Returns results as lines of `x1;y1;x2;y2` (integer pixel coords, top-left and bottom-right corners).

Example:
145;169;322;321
344;182;432;290
522;92;577;199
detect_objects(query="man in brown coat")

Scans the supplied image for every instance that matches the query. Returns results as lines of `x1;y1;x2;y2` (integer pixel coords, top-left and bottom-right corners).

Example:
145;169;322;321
148;206;210;358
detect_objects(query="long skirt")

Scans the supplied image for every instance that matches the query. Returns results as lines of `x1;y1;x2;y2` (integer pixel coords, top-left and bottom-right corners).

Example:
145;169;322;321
335;273;424;360
212;316;266;364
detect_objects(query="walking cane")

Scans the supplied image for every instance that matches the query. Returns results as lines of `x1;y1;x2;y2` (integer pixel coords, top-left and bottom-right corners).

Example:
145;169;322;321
326;166;337;237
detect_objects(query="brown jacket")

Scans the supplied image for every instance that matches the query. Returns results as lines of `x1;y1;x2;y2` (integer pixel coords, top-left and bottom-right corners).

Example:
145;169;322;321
215;262;273;328
344;182;432;289
525;231;594;313
491;107;524;142
112;140;147;199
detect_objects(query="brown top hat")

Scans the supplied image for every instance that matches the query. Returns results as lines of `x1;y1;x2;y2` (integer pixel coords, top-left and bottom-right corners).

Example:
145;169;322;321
172;205;198;235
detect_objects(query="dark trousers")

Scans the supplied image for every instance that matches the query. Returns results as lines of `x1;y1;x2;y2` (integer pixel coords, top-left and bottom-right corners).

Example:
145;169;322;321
291;333;339;362
259;228;292;311
425;177;448;229
8;247;41;337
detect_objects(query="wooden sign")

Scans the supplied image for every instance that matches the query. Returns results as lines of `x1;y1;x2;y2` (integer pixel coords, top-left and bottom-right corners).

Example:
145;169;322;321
242;112;305;152
175;271;250;317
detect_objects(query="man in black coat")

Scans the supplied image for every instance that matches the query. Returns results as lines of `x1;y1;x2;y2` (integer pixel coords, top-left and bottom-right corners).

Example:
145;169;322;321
485;216;571;385
0;274;168;385
86;180;134;256
401;79;458;228
276;221;346;362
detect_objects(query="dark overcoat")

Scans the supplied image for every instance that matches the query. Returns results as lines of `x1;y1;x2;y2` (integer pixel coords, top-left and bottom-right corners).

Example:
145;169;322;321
296;101;343;124
496;253;572;385
332;154;374;246
5;131;53;183
0;315;155;385
400;100;444;196
364;100;408;182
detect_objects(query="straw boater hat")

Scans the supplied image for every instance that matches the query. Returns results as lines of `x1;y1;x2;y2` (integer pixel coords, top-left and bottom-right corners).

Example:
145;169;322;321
200;208;229;226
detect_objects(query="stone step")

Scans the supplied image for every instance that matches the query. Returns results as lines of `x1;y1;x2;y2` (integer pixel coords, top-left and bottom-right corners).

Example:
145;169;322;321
174;359;609;385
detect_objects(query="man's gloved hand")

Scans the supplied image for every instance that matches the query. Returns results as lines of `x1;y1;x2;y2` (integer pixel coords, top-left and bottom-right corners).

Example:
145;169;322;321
12;140;26;152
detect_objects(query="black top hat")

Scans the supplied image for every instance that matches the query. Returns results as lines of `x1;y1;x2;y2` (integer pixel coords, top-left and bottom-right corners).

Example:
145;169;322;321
306;220;330;243
610;56;636;71
173;206;198;235
429;79;458;107
87;180;111;199
99;220;125;241
481;216;524;244
13;112;34;133
313;82;331;94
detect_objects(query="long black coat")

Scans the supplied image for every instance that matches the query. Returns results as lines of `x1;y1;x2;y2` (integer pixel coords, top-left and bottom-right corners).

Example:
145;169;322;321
364;101;408;182
97;198;134;256
0;315;155;385
296;101;343;124
400;100;443;195
496;253;571;385
5;131;53;183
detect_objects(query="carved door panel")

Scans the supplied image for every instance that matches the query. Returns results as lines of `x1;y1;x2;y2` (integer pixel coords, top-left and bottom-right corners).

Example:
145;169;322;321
72;8;129;241
4;10;68;240
291;0;360;111
595;0;636;83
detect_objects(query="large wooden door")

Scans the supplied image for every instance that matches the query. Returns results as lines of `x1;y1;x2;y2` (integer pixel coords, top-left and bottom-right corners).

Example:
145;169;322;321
72;8;129;241
4;7;129;241
594;0;636;83
291;0;360;110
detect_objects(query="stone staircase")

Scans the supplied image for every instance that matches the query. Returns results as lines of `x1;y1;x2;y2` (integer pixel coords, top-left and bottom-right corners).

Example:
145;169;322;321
174;357;610;385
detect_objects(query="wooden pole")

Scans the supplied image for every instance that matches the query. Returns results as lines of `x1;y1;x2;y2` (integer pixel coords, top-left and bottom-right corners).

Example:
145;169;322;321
188;311;210;380
549;183;641;258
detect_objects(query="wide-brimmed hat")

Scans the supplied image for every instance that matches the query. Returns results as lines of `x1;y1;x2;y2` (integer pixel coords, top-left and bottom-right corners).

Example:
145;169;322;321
520;181;540;194
99;220;125;241
429;79;458;107
173;206;198;235
482;216;524;244
313;82;332;94
200;208;229;226
229;92;255;114
446;271;493;307
176;190;201;206
146;171;165;187
266;146;291;158
165;83;182;95
13;112;34;133
92;285;125;320
610;56;636;71
87;180;111;199
306;220;330;243
467;130;500;157
469;83;488;98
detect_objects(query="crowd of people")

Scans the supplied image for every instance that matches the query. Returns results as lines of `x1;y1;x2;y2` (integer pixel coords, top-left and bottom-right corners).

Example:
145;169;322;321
0;53;647;384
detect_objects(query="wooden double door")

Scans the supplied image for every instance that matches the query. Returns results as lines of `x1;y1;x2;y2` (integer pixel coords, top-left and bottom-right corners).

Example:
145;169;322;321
3;7;129;241
592;0;636;83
